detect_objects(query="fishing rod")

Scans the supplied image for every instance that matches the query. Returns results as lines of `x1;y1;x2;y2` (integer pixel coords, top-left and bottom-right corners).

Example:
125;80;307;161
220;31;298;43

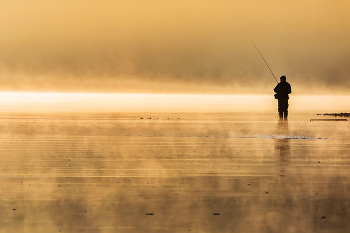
252;43;278;83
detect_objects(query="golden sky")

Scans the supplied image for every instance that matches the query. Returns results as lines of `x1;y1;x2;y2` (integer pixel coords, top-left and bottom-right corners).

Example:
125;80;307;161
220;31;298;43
0;1;349;94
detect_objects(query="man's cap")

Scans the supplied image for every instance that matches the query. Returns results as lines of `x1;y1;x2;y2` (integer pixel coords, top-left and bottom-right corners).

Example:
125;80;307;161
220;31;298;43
280;76;286;80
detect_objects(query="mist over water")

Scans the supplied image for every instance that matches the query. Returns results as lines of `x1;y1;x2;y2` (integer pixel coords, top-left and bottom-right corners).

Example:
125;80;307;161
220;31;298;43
1;1;350;94
1;93;350;232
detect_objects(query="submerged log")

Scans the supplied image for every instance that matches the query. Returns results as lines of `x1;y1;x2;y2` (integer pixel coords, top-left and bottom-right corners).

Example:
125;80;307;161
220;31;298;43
317;113;350;117
310;119;347;121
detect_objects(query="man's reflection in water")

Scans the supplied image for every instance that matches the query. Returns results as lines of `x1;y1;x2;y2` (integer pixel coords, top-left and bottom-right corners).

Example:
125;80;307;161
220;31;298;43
275;121;291;176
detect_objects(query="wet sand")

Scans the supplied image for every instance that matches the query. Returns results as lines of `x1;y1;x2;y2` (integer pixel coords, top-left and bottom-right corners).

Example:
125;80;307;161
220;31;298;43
0;94;350;233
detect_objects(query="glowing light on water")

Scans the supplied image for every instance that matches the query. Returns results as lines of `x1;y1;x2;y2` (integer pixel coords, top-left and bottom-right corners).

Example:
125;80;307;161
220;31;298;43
0;92;349;114
0;92;275;113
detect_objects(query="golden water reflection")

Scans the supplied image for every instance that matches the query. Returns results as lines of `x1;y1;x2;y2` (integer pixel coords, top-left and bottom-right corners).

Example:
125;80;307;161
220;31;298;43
275;121;290;177
0;94;350;233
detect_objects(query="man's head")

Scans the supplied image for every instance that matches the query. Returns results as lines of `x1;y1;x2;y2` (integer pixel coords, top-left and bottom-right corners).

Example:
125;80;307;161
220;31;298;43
280;76;286;82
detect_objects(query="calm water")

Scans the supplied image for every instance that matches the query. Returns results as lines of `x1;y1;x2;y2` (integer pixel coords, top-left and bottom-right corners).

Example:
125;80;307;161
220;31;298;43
0;93;349;233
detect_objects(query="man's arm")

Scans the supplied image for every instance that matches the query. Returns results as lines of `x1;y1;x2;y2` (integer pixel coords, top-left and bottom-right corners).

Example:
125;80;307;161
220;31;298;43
274;84;280;93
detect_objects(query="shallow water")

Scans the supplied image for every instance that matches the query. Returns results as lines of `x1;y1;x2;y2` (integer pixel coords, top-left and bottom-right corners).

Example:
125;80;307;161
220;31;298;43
0;93;350;233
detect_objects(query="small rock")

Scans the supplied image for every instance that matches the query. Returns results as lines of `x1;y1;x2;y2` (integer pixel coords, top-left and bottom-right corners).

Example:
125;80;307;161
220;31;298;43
322;216;326;218
13;209;16;210
247;184;251;186
266;192;268;194
213;213;220;215
146;213;154;215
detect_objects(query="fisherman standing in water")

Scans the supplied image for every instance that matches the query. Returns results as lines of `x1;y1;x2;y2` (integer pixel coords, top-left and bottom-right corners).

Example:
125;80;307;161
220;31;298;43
274;76;291;120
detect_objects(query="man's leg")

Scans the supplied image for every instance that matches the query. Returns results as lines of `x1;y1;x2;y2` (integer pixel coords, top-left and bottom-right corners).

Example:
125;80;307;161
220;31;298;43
278;99;288;120
279;111;284;119
278;100;284;119
283;100;289;120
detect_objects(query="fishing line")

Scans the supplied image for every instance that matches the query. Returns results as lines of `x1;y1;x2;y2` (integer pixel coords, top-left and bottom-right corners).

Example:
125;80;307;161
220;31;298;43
251;43;280;120
252;42;278;83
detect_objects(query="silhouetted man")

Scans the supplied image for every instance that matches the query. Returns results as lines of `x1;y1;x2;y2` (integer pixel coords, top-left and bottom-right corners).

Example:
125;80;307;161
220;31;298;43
274;76;291;120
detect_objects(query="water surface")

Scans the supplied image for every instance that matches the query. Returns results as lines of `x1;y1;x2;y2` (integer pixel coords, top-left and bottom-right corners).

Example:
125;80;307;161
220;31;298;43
0;93;349;233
